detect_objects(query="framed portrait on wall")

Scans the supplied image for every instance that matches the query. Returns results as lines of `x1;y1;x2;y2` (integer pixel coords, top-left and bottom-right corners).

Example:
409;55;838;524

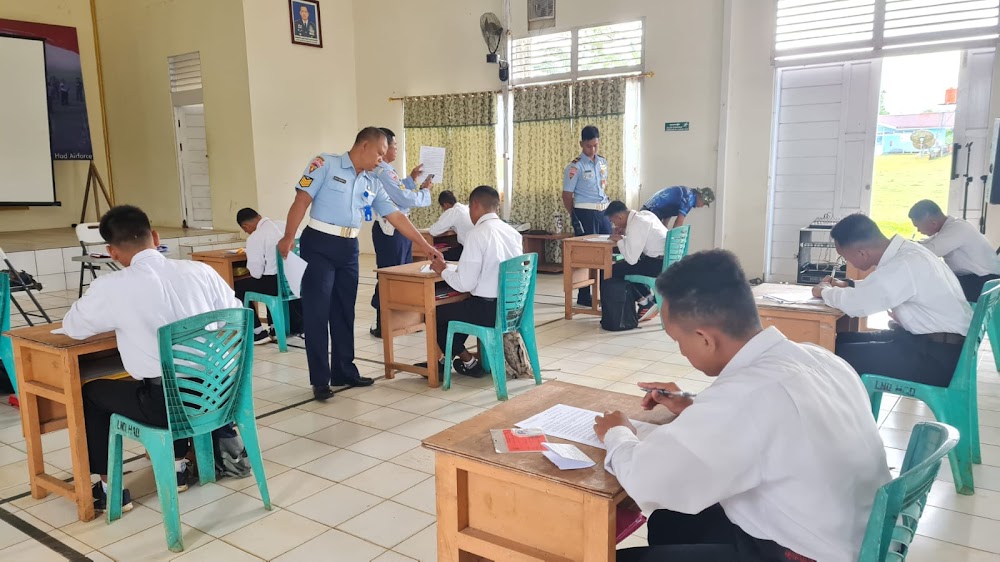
289;0;322;48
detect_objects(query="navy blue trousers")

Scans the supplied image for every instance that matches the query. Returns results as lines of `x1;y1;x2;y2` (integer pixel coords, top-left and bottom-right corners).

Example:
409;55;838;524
299;227;361;386
371;221;413;316
572;207;612;304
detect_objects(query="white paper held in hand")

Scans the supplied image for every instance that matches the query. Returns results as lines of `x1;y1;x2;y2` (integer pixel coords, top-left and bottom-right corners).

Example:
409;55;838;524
542;443;595;470
282;253;308;298
419;263;457;274
417;146;445;185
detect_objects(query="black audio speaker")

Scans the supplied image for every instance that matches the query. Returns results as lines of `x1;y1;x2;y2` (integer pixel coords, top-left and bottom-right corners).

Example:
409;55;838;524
989;119;1000;204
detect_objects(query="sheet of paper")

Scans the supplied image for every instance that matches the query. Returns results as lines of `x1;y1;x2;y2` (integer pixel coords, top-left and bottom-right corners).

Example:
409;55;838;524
417;146;446;185
283;253;308;298
50;328;67;335
542;443;596;470
419;263;457;274
762;294;823;305
516;404;656;450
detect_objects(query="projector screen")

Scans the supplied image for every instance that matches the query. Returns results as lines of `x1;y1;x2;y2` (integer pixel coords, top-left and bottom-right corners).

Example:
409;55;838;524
0;35;56;206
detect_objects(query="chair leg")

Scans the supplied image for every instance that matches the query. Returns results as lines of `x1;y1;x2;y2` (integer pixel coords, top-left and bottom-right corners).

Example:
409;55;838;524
78;264;86;298
929;396;975;495
519;328;543;386
989;320;1000;371
236;414;271;510
106;432;125;523
491;337;509;401
478;339;491;374
150;443;185;552
272;305;288;353
866;390;883;421
193;433;216;485
443;326;456;391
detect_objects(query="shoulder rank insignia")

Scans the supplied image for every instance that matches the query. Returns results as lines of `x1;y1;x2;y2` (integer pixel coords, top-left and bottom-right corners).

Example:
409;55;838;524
308;156;324;173
571;157;581;163
298;176;313;188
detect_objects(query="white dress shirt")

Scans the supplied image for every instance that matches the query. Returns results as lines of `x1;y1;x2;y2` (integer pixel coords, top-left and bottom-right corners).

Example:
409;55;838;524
428;203;475;245
604;328;890;562
918;216;1000;277
617;210;667;265
63;249;242;379
245;217;286;278
821;235;972;335
441;213;522;298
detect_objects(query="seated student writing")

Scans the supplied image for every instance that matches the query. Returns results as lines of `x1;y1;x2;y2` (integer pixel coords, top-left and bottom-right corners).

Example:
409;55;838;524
908;199;1000;302
596;249;890;562
62;205;243;512
812;213;972;387
428;190;475;261
605;200;666;321
429;186;522;376
235;208;304;344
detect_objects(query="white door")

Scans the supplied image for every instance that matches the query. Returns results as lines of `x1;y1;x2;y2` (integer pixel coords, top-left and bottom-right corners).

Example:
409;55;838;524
174;104;212;229
767;59;881;282
950;48;995;229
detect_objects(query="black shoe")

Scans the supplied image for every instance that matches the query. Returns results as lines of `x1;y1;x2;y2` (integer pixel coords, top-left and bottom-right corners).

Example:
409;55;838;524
253;331;270;346
92;481;133;512
577;297;593;307
313;385;334;400
453;358;486;378
177;461;192;493
268;327;277;342
637;302;657;322
369;325;381;339
330;376;375;388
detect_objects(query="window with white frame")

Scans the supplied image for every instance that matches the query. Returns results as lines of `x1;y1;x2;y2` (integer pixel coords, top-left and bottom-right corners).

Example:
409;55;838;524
511;20;644;83
774;0;1000;65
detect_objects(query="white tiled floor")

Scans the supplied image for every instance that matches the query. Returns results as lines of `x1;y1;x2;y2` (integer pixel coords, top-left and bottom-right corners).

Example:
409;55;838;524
2;254;1000;560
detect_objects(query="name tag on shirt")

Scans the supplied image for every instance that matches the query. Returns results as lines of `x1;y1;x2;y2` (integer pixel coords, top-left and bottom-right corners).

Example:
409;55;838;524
583;171;595;180
333;176;347;184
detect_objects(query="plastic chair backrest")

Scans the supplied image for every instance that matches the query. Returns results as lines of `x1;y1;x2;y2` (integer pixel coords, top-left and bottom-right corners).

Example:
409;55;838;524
157;308;254;439
858;422;959;562
275;239;300;300
662;225;691;272
75;222;105;246
948;279;1000;396
0;275;12;379
495;253;537;334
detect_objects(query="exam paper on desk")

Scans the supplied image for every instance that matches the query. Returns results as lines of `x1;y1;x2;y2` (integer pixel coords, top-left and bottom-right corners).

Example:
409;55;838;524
516;404;658;450
419;263;457;274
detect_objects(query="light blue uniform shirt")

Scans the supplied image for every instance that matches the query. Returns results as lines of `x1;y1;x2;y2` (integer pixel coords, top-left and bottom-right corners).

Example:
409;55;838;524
373;161;431;215
295;153;398;228
562;152;609;205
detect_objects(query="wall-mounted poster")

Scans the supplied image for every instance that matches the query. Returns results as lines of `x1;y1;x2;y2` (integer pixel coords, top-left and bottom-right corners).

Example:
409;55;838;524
0;19;93;160
289;0;322;48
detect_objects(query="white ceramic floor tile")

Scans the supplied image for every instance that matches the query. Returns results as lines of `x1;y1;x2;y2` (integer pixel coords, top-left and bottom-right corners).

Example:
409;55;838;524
99;522;213;561
297;449;383;482
285;484;382;528
62;503;164;550
136;482;236;515
306;421;382;448
388;417;454;441
391;523;437;561
342;462;429;499
172;539;264;561
180;492;275;538
274;528;385;562
392;478;436;515
221;510;328;560
243;468;335;507
338;501;434;549
268;411;341;436
346;433;421;461
261;437;337;468
350;408;420;431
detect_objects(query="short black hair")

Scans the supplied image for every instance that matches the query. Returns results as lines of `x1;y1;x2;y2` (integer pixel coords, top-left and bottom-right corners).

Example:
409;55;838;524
378;127;396;144
604;200;629;217
236;207;259;226
581;125;600;142
438;190;457;206
355;126;387;145
99;205;153;249
908;199;945;221
655;249;761;339
830;213;885;249
468;185;500;211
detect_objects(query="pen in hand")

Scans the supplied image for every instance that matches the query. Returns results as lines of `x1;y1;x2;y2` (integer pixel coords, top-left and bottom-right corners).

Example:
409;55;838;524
638;385;697;399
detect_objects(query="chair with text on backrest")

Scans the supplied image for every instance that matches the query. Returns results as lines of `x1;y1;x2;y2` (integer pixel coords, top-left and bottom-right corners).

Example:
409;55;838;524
243;240;301;352
857;421;958;562
105;308;271;552
1;275;16;395
444;253;542;401
71;222;121;298
861;279;1000;495
623;225;691;311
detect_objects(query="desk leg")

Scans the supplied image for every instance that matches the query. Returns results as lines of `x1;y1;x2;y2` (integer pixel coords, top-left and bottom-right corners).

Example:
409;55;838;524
436;454;464;562
383;305;396;380
66;383;95;522
19;391;47;500
582;495;615;562
426;306;441;388
564;266;574;320
591;269;601;315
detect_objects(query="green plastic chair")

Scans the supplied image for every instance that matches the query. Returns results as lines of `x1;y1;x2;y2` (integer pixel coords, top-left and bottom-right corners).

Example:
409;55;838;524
106;308;271;552
857;421;959;562
1;275;15;394
623;225;691;307
861;279;1000;495
243;240;300;352
443;254;542;401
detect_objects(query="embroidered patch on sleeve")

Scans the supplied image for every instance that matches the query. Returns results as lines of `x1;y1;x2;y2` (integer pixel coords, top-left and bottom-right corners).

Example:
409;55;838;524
568;167;577;179
298;176;313;188
308;156;324;173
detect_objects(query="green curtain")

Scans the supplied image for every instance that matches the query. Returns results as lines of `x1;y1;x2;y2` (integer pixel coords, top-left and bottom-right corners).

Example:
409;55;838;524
402;92;497;227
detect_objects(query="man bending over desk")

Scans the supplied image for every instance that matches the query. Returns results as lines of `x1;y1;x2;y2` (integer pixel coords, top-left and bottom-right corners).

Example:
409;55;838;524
428;190;474;261
605;200;666;321
430;185;521;377
595;249;889;562
63;205;243;513
811;213;971;387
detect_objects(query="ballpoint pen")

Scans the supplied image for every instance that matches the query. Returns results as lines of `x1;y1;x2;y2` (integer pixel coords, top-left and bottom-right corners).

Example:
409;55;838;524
637;385;697;399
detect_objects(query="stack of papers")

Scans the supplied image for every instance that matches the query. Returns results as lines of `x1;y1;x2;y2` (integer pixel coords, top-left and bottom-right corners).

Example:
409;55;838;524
420;263;457;274
515;404;656;450
542;443;595;470
762;294;823;305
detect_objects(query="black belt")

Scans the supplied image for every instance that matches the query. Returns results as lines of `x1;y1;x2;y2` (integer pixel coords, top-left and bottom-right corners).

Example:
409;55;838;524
472;296;497;303
919;332;965;345
141;377;163;386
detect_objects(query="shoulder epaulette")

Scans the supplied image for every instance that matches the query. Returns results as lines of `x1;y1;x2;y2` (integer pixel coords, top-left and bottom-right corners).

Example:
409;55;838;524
571;157;580;164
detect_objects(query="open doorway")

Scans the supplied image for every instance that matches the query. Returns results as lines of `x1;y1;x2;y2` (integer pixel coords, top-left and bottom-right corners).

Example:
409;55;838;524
869;52;960;238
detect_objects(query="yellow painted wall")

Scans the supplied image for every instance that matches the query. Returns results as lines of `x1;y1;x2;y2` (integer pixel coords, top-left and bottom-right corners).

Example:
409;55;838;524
0;0;111;232
94;0;257;228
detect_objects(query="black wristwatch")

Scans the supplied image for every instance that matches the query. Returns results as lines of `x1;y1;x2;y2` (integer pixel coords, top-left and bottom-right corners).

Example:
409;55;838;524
845;279;855;288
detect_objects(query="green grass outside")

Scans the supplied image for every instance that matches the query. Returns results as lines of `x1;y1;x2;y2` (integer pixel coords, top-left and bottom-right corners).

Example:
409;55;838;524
869;153;951;239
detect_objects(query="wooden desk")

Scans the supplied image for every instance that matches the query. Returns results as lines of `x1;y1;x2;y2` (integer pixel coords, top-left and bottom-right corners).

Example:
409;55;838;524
412;229;458;261
753;283;856;352
5;322;123;522
562;235;617;320
522;232;573;274
376;261;469;388
191;250;247;289
424;381;669;562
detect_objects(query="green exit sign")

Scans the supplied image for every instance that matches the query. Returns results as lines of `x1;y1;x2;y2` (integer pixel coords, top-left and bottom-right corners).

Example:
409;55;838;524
664;121;690;132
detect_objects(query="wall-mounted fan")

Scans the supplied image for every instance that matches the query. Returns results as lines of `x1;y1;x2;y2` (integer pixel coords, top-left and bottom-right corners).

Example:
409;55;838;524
480;12;509;82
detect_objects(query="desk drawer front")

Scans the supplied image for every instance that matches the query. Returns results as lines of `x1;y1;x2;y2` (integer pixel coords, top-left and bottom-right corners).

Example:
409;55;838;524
568;245;609;268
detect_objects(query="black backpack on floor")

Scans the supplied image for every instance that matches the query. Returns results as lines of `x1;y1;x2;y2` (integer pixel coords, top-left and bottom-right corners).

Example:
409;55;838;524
600;279;639;331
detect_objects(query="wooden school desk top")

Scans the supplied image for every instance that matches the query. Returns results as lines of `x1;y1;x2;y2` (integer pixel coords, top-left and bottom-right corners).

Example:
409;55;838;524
5;322;116;349
376;260;446;278
753;282;844;317
423;381;672;499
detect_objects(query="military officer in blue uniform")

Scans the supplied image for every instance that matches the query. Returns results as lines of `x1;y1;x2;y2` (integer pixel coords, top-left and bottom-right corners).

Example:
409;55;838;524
369;127;433;338
562;125;611;307
293;4;317;40
278;127;441;400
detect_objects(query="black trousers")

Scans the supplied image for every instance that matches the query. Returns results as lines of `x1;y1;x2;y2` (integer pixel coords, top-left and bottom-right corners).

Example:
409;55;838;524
234;275;304;333
572;208;612;304
957;273;1000;303
371;221;413;317
835;328;963;387
442;245;464;261
617;505;809;562
83;379;189;476
299;227;361;386
435;296;497;357
611;255;664;298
